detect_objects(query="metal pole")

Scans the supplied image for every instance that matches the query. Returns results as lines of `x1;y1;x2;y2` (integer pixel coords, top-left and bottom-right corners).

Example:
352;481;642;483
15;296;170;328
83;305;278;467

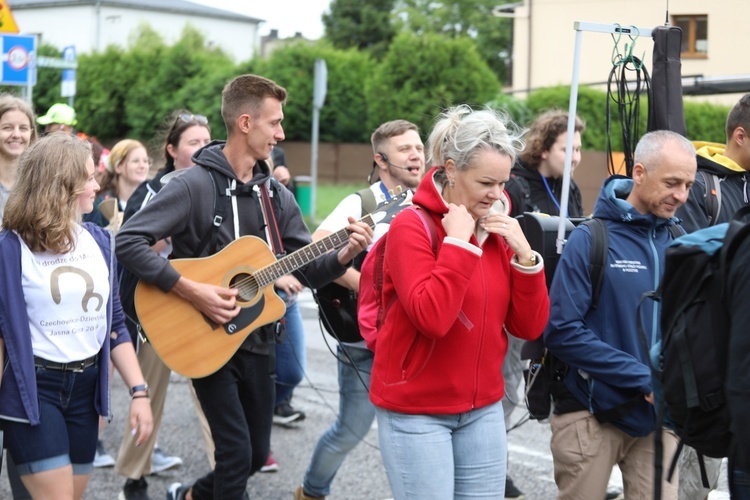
556;26;583;255
555;22;655;254
310;107;319;222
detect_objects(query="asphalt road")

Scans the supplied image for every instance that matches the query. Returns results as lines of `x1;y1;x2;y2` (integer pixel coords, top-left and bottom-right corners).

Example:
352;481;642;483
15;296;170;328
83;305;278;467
0;289;732;499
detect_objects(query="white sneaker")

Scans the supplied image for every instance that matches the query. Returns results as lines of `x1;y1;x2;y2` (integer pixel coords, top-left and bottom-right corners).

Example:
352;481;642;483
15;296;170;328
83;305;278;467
150;446;183;474
93;440;115;468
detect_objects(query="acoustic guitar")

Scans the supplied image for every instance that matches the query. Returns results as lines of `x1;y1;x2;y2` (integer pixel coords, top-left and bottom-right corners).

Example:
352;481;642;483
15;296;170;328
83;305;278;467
134;191;410;378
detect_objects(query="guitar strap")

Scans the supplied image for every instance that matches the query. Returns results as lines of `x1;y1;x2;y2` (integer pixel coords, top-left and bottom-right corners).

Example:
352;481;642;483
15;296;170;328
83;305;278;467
260;181;285;256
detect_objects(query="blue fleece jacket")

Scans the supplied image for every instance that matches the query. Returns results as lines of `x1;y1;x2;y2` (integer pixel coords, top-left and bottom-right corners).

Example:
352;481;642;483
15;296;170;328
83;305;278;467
544;176;682;437
0;223;130;425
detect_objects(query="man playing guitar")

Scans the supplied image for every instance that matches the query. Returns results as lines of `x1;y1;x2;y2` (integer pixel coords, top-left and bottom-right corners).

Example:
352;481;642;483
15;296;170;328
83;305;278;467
116;74;373;500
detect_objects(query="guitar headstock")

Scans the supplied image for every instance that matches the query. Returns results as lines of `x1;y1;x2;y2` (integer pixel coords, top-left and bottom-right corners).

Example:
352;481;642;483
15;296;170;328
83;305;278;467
370;189;413;227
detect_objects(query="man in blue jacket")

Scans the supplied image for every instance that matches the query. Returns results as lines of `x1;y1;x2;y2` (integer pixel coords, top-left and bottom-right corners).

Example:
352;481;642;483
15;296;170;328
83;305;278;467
543;130;696;500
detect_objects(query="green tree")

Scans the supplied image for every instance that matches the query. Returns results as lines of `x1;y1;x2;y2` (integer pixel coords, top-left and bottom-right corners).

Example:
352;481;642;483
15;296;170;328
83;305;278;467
31;44;64;118
366;32;499;137
323;0;396;58
395;0;513;84
257;42;375;143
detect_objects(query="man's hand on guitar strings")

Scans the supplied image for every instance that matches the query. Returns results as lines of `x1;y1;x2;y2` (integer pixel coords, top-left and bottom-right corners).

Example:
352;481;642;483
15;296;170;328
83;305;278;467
173;277;241;325
336;217;374;265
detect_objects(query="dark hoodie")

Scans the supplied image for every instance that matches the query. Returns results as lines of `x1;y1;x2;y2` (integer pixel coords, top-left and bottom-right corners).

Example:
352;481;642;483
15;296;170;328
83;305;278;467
116;141;349;349
504;161;585;218
676;141;750;233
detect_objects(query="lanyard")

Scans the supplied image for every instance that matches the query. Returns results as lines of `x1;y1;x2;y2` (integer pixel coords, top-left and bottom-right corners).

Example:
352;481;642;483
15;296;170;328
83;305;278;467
378;182;392;200
540;173;564;216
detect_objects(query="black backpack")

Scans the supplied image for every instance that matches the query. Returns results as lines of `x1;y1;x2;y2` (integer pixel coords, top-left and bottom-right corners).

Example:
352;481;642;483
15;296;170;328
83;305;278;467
641;205;750;495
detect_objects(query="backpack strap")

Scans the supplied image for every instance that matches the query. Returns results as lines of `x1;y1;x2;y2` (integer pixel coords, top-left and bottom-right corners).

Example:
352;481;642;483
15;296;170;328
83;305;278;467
194;169;229;257
699;170;721;226
579;218;608;310
410;205;438;254
357;187;378;216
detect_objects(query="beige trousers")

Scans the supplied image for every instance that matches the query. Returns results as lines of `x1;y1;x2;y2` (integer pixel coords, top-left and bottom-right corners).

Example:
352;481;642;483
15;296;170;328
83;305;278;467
550;410;678;500
114;341;216;479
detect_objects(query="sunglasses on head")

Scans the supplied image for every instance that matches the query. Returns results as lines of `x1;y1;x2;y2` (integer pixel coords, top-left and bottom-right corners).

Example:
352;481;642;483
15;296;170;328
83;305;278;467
177;113;208;125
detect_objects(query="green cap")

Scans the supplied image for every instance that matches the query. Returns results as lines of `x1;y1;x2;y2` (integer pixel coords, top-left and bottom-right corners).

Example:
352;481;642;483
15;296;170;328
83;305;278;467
37;103;77;126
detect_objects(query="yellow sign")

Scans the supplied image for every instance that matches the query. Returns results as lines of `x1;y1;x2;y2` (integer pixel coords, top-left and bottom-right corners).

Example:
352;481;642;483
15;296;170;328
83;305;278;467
0;0;20;34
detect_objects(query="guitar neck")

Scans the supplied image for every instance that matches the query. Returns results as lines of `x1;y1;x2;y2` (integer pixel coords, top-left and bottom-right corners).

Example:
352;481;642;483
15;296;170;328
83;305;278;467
253;213;375;288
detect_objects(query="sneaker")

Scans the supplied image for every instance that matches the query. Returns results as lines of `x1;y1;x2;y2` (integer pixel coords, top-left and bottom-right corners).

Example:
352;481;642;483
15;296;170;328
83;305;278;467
166;482;190;500
93;439;116;468
294;485;326;500
259;452;279;473
150;446;183;474
505;476;525;499
273;401;305;425
118;477;148;500
605;491;624;500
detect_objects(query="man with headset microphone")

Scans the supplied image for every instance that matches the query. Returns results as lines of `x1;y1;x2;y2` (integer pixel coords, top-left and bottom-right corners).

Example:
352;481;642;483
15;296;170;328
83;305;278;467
294;120;425;500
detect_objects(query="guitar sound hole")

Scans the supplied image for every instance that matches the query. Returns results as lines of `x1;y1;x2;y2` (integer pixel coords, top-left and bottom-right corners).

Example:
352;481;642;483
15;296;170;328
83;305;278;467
230;273;259;302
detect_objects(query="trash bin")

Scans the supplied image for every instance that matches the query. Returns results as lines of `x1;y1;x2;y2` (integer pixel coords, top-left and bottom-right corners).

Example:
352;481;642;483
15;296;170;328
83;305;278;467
294;175;313;217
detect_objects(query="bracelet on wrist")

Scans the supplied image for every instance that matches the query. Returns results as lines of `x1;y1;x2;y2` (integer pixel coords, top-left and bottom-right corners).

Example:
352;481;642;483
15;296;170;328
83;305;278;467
129;384;149;397
131;394;150;400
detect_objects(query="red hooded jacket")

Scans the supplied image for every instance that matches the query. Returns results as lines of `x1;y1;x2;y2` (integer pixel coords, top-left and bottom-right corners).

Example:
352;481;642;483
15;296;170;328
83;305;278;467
369;167;549;414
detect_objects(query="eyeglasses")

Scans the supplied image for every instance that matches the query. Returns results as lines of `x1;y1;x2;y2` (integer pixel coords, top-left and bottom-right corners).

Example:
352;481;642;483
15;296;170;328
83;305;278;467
177;113;208;125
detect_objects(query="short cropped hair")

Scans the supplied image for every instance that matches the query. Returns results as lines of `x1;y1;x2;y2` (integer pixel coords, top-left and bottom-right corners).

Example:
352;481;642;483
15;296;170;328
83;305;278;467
520;110;585;169
634;130;695;170
726;94;750;140
371;120;419;154
427;104;524;185
221;74;287;135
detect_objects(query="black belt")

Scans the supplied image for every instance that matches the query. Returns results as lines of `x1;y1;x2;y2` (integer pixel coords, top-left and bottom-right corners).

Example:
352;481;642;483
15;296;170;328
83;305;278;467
33;354;98;372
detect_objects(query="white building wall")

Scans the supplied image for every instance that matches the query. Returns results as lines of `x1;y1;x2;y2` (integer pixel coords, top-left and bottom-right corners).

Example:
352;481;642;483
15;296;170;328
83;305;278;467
12;5;259;62
511;0;749;106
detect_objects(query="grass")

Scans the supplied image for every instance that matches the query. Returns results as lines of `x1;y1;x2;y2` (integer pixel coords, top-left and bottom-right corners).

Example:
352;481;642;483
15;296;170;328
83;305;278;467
298;182;370;231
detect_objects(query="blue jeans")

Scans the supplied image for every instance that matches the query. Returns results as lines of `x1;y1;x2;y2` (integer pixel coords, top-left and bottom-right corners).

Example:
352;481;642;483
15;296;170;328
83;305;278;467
376;400;507;500
190;350;273;500
3;360;100;476
275;295;306;406
303;345;375;497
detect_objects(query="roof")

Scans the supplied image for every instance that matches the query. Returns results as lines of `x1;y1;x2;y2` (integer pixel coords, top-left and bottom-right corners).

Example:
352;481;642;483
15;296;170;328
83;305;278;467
8;0;263;23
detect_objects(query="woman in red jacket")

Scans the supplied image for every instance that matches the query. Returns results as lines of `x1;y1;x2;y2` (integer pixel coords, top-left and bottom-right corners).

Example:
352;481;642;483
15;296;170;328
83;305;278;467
370;105;550;499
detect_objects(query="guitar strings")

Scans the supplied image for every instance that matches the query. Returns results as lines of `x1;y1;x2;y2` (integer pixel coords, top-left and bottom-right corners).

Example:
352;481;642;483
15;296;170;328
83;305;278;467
227;216;374;295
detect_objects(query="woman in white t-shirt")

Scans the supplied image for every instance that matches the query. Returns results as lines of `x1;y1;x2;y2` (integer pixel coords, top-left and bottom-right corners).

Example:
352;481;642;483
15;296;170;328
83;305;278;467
0;133;153;499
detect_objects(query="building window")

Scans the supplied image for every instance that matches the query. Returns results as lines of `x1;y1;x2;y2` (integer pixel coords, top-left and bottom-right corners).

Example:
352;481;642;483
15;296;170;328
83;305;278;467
673;15;708;58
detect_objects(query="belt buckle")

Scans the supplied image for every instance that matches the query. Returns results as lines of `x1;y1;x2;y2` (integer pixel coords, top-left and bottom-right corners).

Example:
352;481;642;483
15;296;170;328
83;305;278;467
71;360;86;373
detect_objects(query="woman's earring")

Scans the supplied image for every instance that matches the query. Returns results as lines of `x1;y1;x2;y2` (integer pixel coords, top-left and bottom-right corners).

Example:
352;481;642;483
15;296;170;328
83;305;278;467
449;178;455;188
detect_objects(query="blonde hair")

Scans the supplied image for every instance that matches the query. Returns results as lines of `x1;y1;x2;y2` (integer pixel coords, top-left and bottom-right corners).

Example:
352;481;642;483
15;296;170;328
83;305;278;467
100;139;146;195
3;134;92;253
427;105;524;184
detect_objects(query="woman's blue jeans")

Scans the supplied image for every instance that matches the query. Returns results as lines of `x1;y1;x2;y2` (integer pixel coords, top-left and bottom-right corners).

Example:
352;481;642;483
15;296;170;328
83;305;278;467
375;400;507;500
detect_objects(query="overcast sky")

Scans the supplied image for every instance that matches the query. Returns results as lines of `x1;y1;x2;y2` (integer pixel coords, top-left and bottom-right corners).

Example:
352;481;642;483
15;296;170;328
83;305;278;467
190;0;331;39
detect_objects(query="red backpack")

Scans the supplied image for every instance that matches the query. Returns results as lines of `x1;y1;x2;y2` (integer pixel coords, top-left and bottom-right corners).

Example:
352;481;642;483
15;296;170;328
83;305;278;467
357;206;438;351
